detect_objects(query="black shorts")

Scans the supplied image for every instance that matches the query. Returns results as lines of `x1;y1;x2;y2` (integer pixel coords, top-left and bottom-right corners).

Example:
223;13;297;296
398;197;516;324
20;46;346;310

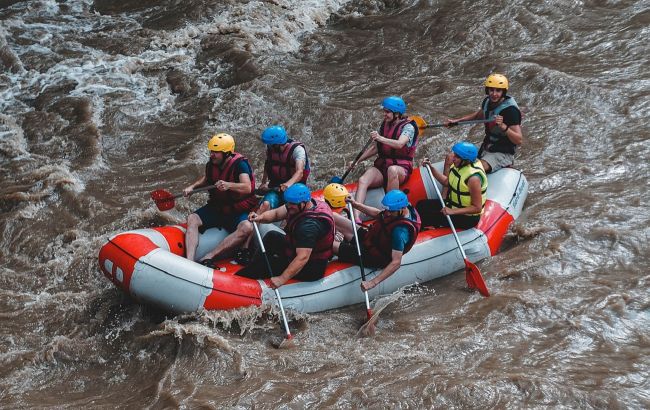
415;199;480;229
337;229;387;269
236;231;327;282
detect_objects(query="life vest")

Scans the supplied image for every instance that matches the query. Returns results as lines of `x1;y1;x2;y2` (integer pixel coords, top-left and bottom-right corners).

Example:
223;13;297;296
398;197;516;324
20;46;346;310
284;199;335;262
480;96;520;154
373;117;419;172
361;205;421;267
264;139;311;187
446;160;487;215
205;153;257;214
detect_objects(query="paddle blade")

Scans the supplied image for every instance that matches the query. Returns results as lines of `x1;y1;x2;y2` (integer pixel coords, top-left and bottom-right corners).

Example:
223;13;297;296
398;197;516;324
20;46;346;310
411;115;428;131
329;176;343;184
150;189;175;211
271;334;295;349
465;259;489;297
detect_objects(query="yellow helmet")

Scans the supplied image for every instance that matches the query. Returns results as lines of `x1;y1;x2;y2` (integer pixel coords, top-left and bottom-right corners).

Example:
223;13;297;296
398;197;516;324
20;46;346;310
207;133;235;153
484;73;509;90
323;183;349;208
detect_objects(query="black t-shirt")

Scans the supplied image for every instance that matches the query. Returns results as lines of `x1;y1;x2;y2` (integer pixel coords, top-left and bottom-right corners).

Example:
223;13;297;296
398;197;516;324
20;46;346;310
486;100;521;126
293;217;330;249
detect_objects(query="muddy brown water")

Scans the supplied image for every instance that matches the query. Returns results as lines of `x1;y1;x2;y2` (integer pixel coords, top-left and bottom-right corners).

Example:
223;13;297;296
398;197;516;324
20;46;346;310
1;0;648;407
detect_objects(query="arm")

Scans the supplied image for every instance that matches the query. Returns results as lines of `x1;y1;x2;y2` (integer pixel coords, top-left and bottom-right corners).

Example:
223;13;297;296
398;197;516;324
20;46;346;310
371;130;410;149
494;108;523;146
500;123;523;146
356;143;378;163
361;251;403;291
425;162;449;187
270;247;312;288
347;197;382;218
183;175;208;196
217;173;252;194
280;159;305;190
444;175;483;216
446;109;483;125
250;204;288;224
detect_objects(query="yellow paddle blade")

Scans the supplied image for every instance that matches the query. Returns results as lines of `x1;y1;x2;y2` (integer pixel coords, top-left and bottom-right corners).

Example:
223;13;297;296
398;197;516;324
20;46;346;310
411;115;428;131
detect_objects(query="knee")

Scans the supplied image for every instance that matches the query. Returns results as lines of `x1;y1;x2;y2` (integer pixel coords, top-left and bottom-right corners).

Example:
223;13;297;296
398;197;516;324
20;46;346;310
187;213;202;229
238;220;253;236
387;166;403;179
358;172;373;187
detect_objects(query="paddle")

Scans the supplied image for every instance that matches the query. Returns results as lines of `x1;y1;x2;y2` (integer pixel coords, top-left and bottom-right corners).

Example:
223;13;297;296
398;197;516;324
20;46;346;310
150;185;217;211
252;221;294;348
424;165;490;297
329;137;374;184
345;202;376;337
411;115;495;130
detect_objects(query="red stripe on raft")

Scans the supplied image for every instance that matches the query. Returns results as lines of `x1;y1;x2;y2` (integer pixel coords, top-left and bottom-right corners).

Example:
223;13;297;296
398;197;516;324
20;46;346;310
203;263;263;310
476;201;514;255
151;226;186;257
98;233;160;292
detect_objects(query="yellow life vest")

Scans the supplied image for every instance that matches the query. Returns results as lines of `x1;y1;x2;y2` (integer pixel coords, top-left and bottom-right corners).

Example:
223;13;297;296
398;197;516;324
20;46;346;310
447;160;487;215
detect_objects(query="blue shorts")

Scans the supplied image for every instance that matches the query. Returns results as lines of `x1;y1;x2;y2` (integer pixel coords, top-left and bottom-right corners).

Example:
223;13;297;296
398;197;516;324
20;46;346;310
193;205;248;233
261;190;284;210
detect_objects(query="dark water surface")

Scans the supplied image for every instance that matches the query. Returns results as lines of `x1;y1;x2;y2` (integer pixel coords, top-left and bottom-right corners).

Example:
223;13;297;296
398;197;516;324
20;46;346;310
1;0;648;407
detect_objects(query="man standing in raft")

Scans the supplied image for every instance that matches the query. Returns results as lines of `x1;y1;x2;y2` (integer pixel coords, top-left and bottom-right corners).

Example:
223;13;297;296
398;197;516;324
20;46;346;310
257;125;311;213
332;190;421;291
237;183;335;288
348;96;419;221
445;73;523;173
182;133;257;266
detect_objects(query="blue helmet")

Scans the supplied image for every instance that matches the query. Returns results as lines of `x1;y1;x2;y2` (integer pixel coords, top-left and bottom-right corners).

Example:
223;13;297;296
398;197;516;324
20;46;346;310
382;190;409;211
284;183;311;204
452;141;479;162
381;96;407;114
261;125;288;145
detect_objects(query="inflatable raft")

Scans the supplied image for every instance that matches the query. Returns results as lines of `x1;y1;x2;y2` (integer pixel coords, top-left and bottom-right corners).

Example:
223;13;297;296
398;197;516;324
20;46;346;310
98;164;528;313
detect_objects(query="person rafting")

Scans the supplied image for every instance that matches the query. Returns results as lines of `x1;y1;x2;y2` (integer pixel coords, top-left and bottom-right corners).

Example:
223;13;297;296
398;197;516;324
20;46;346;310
416;142;487;229
236;183;335;288
257;125;311;213
183;133;257;266
332;190;421;291
234;125;312;265
347;96;419;221
444;73;522;173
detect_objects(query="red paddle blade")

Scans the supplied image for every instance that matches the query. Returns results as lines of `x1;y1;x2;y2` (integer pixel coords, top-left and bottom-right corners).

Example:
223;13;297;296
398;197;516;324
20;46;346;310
150;189;175;211
465;259;489;297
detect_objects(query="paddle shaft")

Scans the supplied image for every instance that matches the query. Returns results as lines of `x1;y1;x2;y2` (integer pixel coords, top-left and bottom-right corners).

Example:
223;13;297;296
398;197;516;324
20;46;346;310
252;222;292;340
425;117;494;129
338;137;374;182
347;202;372;318
168;184;216;200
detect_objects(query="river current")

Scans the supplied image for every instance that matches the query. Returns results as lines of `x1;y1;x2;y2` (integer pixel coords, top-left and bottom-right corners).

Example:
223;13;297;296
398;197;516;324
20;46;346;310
1;0;648;408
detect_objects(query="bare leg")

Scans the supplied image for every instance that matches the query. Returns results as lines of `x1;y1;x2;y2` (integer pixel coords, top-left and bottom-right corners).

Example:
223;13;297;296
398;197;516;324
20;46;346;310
332;212;355;241
354;167;383;222
385;165;408;192
185;213;203;261
202;220;253;260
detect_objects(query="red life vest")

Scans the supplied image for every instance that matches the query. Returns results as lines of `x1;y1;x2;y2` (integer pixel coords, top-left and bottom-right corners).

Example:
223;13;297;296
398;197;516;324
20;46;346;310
284;199;335;262
361;205;421;267
205;153;257;214
264;139;310;187
373;117;419;175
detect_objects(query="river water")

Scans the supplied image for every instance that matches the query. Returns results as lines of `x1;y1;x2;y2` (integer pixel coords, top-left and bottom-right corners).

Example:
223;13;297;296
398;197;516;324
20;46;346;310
1;0;648;407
